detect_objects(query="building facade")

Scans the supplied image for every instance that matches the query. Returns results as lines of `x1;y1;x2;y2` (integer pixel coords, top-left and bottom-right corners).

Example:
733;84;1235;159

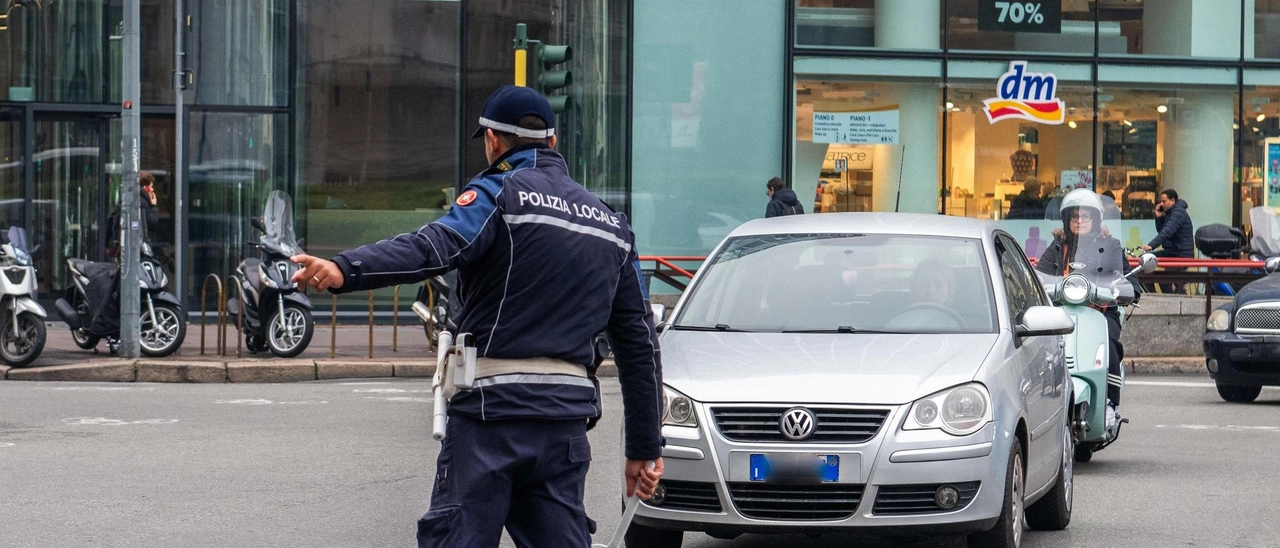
4;0;1279;305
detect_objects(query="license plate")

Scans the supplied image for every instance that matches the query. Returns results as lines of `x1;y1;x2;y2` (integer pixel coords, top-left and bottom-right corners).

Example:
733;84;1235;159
749;453;840;483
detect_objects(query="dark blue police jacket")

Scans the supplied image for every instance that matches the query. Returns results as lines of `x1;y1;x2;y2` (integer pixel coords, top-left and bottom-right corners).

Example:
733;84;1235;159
331;144;663;461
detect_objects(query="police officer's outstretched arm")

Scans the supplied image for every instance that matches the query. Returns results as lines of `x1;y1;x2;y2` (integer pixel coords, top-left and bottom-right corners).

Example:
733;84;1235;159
292;177;501;292
607;239;665;499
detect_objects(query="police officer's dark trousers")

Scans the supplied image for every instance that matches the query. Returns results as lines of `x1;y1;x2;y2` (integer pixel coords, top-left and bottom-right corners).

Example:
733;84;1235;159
416;413;593;547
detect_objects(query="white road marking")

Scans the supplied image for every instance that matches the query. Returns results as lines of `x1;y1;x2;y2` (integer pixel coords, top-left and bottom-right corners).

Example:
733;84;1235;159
364;396;431;403
214;399;328;405
0;443;14;448
1155;424;1280;432
338;382;393;385
39;386;155;391
1126;381;1216;388
353;388;431;394
62;417;178;426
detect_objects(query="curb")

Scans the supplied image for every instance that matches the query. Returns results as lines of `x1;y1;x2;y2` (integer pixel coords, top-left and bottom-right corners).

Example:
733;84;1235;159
2;357;1199;383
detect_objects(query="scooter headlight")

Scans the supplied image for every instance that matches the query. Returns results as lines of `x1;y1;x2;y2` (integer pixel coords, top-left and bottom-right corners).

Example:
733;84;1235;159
904;383;992;436
1207;309;1231;332
662;386;697;428
259;263;279;289
1060;274;1091;305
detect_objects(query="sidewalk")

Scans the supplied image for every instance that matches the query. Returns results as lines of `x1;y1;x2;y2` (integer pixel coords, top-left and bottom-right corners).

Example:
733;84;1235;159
1;320;1206;382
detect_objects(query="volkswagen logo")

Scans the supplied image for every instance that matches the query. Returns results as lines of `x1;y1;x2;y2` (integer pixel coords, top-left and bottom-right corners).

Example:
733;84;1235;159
779;407;816;441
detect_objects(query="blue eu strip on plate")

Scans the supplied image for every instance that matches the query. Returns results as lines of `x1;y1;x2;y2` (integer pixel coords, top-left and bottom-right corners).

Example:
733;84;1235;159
750;454;840;482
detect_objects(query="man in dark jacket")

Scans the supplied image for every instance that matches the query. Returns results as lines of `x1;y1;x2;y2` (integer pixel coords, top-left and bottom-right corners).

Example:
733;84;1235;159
289;85;663;547
1142;189;1194;293
765;177;804;217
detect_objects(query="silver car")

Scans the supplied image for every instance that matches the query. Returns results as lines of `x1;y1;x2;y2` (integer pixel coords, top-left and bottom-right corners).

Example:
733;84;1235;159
628;213;1076;548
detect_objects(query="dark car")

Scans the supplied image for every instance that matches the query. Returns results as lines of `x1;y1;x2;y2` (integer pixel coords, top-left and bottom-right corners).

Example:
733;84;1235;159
1203;258;1280;402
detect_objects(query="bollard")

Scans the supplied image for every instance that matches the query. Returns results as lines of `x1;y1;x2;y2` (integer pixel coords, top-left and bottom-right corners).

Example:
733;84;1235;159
223;275;245;359
368;290;374;359
331;293;338;359
392;286;399;352
200;274;223;356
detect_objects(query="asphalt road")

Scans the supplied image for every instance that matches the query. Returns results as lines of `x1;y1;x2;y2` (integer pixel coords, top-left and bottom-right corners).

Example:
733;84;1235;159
1;376;1278;548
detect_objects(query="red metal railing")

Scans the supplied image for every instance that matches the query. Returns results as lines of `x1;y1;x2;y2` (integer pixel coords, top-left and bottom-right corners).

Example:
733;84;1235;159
638;255;705;291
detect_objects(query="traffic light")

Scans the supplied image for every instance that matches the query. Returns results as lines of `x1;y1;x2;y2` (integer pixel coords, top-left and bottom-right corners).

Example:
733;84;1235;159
531;42;572;113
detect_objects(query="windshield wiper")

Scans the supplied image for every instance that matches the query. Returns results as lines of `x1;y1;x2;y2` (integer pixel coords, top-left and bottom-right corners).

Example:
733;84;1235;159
668;324;748;332
780;326;907;334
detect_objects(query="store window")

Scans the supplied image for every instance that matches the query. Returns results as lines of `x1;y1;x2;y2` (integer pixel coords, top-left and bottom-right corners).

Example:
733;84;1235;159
1257;2;1280;58
1098;0;1242;58
189;0;290;107
946;61;1093;222
794;0;942;50
1242;73;1280;220
795;76;942;216
945;0;1095;55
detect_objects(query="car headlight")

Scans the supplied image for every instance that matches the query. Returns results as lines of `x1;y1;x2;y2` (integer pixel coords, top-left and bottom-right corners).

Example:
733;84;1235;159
1060;274;1091;304
663;386;697;427
259;263;279;289
903;383;992;436
1207;309;1231;332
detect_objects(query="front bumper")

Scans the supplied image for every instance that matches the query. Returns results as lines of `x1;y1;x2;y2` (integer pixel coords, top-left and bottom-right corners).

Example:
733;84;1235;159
1203;332;1280;386
636;404;1008;536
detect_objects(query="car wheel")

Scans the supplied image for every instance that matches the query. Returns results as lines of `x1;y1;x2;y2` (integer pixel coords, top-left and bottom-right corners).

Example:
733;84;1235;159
968;438;1025;548
1026;411;1073;530
1216;382;1262;403
623;522;683;548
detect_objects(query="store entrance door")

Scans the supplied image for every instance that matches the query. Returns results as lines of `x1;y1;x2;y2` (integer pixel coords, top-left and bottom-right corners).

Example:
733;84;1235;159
0;109;22;227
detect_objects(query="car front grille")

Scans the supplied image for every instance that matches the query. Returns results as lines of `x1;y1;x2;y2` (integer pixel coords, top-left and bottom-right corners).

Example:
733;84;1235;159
646;480;722;513
872;482;981;515
1235;305;1280;333
726;482;865;521
711;406;889;443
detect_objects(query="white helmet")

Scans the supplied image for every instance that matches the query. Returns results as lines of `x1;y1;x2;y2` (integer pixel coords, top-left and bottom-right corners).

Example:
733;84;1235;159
1059;188;1103;234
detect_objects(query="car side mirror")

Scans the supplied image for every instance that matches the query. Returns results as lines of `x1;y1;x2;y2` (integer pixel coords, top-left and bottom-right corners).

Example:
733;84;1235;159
1267;257;1280;275
650;303;667;323
1138;253;1158;274
1017;306;1075;337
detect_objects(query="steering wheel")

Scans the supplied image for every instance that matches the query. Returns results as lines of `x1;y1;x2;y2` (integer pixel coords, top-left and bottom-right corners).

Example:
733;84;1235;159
886;302;966;330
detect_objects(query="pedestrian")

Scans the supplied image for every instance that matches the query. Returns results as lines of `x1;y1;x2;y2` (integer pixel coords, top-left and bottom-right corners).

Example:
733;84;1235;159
765;177;804;217
1141;189;1194;293
289;85;664;547
1036;189;1132;429
106;171;161;257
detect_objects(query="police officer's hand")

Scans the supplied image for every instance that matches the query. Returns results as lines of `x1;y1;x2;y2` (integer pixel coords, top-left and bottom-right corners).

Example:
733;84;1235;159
625;458;663;499
291;254;344;291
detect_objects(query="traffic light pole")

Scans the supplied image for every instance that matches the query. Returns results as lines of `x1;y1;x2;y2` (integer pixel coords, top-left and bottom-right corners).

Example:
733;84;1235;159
513;24;573;112
514;23;528;86
119;0;142;358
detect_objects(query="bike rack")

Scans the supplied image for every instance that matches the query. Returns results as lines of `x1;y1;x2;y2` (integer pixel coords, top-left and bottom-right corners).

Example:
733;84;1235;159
330;293;338;359
199;273;225;356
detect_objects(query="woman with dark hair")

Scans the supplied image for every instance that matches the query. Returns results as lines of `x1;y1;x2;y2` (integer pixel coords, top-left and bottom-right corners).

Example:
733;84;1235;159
1035;188;1130;428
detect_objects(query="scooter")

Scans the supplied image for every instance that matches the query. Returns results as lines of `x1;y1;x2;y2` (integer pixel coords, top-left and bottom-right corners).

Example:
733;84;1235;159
413;271;456;350
54;238;186;357
1;226;47;367
227;190;314;358
1040;252;1158;462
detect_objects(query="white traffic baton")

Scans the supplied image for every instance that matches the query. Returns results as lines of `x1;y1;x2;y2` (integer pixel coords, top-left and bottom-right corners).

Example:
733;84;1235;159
430;331;453;441
593;461;656;548
431;332;475;441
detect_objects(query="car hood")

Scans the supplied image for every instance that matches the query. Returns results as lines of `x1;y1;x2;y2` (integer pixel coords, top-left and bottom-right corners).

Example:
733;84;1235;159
1233;273;1280;308
660;331;999;405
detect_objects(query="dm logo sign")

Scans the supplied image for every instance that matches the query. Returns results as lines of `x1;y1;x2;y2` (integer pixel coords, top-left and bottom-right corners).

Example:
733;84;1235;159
982;61;1064;125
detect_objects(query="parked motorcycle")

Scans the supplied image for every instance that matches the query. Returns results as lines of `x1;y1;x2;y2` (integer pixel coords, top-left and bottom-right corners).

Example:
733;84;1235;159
1;226;47;367
1040;252;1157;462
54;236;186;357
227;190;314;358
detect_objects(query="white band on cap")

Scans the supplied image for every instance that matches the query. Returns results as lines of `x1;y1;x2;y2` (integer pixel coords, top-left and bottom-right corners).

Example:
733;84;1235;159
478;117;555;139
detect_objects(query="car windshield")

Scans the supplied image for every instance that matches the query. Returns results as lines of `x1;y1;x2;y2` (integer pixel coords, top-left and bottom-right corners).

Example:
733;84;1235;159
673;233;997;334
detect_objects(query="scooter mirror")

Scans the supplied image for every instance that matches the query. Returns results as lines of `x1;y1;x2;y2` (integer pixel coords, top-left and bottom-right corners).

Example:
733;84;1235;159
29;244;39;255
1138;253;1158;274
1266;257;1280;275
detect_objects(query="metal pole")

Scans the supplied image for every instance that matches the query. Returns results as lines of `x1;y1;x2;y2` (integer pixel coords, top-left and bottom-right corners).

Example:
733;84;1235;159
119;0;143;358
174;0;187;302
514;23;528;86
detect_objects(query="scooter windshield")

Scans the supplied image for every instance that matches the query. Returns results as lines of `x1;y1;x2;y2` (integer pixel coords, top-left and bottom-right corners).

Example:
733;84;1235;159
261;190;299;255
1037;192;1134;303
6;226;29;254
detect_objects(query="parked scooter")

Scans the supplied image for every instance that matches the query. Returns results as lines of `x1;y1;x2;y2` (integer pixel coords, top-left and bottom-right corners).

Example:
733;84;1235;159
413;271;456;350
1;227;47;366
1040;252;1157;462
54;234;186;357
227;190;314;358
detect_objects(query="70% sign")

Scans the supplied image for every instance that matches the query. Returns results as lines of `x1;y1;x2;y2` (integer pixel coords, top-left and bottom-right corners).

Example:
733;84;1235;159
994;2;1045;24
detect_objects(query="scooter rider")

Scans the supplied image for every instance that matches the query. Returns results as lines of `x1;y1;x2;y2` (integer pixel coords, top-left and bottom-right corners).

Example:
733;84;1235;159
290;85;663;547
1035;188;1133;429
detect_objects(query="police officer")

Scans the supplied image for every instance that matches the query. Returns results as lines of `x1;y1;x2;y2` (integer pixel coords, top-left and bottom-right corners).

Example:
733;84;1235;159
290;85;664;547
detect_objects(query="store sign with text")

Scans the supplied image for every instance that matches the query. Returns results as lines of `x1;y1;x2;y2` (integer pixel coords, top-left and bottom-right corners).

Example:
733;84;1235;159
978;0;1061;34
813;106;899;145
983;61;1065;125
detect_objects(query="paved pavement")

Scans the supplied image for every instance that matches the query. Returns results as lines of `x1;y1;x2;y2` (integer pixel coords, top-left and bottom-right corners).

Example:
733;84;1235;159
2;376;1278;547
3;322;1208;383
